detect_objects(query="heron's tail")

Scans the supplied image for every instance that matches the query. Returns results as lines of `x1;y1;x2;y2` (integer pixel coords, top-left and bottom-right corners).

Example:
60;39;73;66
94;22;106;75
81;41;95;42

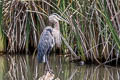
37;51;46;63
37;49;45;63
37;53;43;63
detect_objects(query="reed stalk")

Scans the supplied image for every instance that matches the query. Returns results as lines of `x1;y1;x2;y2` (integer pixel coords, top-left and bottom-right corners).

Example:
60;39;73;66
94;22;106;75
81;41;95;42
0;0;5;53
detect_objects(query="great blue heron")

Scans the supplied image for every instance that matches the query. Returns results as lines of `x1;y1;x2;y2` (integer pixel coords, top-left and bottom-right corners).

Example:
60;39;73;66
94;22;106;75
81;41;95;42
37;13;68;70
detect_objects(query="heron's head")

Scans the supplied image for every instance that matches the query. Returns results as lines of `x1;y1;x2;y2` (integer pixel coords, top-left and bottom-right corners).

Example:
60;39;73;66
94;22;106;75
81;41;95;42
49;13;68;24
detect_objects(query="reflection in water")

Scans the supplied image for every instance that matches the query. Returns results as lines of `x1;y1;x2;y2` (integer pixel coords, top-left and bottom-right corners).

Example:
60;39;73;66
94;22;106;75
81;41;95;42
0;56;6;80
0;54;120;80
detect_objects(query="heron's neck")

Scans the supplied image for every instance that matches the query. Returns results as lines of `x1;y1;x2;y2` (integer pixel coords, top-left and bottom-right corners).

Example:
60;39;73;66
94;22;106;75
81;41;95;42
54;21;60;30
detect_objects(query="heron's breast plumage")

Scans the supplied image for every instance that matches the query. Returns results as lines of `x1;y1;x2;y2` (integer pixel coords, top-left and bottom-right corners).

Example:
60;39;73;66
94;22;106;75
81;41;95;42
52;29;61;48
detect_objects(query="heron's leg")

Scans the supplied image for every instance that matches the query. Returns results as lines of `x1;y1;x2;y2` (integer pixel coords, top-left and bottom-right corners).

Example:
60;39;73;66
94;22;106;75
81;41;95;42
46;59;51;71
46;56;54;74
43;63;46;74
44;55;50;71
44;61;51;74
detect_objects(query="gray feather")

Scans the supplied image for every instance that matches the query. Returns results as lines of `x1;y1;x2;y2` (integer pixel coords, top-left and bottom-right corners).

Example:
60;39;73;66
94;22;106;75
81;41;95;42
37;26;55;63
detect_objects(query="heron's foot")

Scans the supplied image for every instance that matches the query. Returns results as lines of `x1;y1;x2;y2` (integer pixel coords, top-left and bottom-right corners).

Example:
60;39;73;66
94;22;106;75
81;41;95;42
48;69;54;74
45;68;54;74
45;66;54;74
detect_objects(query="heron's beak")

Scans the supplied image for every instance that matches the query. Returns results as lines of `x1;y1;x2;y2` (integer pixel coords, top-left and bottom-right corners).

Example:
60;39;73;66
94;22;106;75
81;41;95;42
58;17;69;24
54;14;69;23
62;18;69;24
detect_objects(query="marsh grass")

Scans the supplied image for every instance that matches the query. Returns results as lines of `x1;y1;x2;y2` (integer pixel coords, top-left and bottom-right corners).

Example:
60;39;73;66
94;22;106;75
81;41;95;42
2;1;47;52
1;0;120;63
0;0;5;53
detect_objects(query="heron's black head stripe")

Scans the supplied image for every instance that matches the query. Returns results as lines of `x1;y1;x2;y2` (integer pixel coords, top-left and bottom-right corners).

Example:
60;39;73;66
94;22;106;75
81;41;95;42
46;28;52;35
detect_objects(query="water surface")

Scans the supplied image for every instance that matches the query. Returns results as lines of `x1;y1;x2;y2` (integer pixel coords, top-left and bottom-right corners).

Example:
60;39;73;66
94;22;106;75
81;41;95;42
0;54;120;80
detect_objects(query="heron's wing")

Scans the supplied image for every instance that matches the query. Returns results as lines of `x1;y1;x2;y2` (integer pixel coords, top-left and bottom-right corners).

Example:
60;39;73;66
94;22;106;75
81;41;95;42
37;27;55;63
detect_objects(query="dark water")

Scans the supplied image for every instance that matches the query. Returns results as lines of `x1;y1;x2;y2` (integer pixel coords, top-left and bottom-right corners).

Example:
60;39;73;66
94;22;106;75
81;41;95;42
0;54;120;80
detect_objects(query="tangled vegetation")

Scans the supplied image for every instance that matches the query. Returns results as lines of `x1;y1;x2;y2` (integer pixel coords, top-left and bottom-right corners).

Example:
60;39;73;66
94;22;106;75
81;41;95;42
0;0;120;64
